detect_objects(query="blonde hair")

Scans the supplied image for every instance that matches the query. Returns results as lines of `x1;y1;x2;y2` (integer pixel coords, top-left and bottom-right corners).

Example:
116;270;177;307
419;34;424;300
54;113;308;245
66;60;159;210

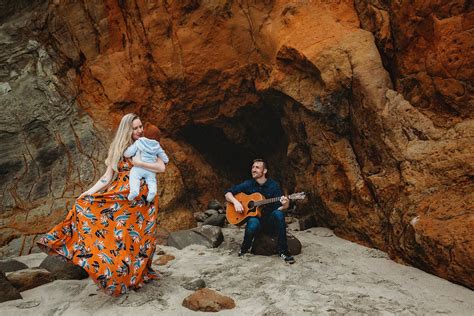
105;113;139;172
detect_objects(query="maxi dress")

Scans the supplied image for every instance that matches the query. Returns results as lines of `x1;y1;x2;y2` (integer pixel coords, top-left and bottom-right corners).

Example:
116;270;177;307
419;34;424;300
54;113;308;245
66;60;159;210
37;158;159;296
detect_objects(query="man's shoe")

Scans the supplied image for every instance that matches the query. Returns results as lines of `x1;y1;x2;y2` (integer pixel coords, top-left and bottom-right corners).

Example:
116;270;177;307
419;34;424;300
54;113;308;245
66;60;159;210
279;251;296;264
238;249;249;257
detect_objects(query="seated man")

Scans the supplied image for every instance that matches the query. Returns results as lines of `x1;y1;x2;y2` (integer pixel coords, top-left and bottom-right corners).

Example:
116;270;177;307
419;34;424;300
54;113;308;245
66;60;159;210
224;159;295;264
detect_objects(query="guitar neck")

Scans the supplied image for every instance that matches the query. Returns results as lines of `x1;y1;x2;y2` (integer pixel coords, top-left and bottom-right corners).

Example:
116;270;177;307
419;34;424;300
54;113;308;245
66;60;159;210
254;196;283;207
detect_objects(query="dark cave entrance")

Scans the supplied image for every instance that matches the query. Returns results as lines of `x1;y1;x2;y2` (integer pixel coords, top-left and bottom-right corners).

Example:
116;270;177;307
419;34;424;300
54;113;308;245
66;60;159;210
178;101;291;189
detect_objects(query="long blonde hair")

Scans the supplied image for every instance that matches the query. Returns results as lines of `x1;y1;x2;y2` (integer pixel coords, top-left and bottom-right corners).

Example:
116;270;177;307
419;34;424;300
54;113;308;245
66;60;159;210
105;113;139;172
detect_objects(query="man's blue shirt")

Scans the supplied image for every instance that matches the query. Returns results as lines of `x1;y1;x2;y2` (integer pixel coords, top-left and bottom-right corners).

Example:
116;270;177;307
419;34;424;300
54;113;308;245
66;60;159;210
225;178;283;214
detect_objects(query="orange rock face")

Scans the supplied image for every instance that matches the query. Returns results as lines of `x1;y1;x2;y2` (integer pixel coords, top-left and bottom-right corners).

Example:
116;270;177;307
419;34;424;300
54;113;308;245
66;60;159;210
1;0;472;289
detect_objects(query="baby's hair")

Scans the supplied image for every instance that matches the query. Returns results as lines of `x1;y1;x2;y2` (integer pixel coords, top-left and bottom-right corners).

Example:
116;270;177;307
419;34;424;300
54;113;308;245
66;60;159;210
144;122;160;141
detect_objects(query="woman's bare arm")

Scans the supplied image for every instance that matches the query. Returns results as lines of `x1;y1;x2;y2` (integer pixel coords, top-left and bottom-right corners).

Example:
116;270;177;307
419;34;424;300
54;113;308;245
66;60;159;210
80;165;115;196
132;156;166;173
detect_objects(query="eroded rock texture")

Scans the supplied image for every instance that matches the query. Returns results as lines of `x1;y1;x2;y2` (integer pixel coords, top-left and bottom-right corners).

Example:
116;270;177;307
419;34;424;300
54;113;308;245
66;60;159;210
0;0;472;288
0;1;107;257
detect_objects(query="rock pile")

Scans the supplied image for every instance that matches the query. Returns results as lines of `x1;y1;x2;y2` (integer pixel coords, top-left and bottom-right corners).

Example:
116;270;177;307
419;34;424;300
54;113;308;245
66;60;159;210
194;199;227;228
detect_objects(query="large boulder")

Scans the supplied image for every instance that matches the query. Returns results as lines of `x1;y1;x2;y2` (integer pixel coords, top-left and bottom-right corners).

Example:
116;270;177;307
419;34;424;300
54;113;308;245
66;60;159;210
0;271;22;302
0;259;28;273
251;232;302;256
6;268;54;292
167;225;224;249
192;225;224;248
39;255;88;280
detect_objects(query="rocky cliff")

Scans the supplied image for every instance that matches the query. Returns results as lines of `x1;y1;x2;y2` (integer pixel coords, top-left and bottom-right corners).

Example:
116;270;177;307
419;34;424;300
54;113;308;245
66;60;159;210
0;0;472;289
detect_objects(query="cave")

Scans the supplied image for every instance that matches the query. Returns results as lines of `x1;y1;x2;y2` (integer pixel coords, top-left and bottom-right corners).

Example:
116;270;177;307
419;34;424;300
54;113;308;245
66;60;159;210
178;101;290;188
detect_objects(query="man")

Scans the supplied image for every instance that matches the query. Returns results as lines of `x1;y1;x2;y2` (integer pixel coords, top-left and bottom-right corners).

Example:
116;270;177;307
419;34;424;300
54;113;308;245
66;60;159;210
224;159;296;264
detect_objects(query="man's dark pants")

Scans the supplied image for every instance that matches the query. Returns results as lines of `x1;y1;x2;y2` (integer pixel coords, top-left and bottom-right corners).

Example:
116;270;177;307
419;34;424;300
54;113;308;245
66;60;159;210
241;209;288;254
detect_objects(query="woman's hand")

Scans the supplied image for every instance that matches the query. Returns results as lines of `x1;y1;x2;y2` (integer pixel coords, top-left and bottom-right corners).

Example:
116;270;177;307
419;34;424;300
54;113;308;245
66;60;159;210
79;190;92;197
78;166;114;198
132;156;166;173
131;152;143;167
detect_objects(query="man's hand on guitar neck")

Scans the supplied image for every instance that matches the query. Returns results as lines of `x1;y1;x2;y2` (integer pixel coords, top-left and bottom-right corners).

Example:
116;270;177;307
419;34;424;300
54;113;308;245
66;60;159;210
278;195;290;211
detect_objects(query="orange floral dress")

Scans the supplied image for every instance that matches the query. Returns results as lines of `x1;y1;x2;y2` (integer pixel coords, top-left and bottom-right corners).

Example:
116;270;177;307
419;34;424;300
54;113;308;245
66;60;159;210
37;159;159;296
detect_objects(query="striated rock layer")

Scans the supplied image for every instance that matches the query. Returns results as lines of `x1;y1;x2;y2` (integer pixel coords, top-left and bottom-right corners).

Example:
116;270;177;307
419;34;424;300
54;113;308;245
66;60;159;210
0;0;472;288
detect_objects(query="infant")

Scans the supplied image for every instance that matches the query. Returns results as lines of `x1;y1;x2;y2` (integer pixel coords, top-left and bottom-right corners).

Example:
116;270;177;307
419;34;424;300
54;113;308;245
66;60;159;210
124;123;169;203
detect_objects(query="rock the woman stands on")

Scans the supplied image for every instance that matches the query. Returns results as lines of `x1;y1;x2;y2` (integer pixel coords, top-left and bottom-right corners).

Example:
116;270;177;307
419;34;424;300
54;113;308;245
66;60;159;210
37;113;166;296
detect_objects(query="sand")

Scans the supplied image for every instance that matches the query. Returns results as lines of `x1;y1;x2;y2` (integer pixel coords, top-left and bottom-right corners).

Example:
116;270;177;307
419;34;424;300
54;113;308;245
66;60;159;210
1;225;473;315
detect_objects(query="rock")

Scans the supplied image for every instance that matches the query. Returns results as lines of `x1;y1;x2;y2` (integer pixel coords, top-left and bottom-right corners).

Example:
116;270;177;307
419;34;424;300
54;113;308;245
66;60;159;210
0;259;28;273
182;288;235;312
155;228;170;246
167;230;213;250
167;225;224;249
6;268;54;292
202;214;226;227
0;1;107;258
251;232;302;256
0;82;12;94
153;254;175;266
204;209;219;217
182;278;206;291
299;215;317;231
156;206;197;232
0;271;22;302
193;211;208;222
39;255;89;280
207;199;223;211
191;225;224;248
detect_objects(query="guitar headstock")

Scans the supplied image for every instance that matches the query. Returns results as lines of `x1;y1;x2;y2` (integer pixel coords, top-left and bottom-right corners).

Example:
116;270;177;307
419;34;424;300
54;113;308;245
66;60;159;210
288;192;306;200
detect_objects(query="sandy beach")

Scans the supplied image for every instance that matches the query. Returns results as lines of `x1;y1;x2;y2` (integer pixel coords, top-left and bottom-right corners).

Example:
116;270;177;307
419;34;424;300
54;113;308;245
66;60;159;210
1;225;473;315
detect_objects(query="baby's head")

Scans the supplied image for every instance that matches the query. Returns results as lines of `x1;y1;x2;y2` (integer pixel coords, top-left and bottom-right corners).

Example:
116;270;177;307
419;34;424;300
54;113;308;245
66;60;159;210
143;122;160;141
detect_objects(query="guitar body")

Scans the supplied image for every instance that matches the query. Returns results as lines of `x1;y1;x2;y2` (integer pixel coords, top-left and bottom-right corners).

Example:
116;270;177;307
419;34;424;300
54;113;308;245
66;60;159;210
226;192;265;226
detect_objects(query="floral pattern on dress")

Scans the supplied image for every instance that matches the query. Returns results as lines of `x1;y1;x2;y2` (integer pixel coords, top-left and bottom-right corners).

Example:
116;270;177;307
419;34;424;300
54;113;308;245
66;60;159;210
37;159;159;296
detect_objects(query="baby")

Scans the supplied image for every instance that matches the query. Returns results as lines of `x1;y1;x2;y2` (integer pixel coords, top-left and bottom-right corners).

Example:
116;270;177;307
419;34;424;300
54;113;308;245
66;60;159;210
124;123;169;203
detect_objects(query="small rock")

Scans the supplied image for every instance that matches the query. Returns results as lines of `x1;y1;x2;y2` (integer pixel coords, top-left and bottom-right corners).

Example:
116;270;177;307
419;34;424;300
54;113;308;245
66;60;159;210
194;211;208;222
16;300;40;309
204;209;219;217
154;254;175;266
6;268;54;292
39;255;88;280
202;213;226;227
182;278;206;291
0;82;12;94
0;271;22;302
207;199;223;211
182;288;235;312
0;259;29;273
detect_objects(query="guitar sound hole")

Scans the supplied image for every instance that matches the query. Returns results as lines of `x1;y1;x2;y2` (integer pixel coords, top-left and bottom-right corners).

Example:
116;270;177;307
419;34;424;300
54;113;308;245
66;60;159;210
248;201;255;209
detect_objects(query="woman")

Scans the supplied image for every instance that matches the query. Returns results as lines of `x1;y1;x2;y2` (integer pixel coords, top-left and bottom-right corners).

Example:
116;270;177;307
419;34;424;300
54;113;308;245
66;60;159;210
38;113;165;296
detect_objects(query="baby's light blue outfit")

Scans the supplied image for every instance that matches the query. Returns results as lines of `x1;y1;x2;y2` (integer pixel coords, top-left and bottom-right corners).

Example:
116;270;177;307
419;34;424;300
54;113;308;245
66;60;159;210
124;137;169;203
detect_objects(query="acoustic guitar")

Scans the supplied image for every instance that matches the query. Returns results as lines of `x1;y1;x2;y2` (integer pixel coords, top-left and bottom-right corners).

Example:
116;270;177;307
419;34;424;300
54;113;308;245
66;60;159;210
226;192;306;225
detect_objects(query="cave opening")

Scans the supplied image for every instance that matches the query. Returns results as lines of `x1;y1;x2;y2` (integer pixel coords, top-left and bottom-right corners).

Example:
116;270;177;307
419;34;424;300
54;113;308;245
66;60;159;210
178;101;290;189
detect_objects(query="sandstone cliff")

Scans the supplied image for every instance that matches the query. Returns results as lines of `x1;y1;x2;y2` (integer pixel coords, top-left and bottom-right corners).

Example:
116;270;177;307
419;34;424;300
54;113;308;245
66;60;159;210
0;0;472;288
